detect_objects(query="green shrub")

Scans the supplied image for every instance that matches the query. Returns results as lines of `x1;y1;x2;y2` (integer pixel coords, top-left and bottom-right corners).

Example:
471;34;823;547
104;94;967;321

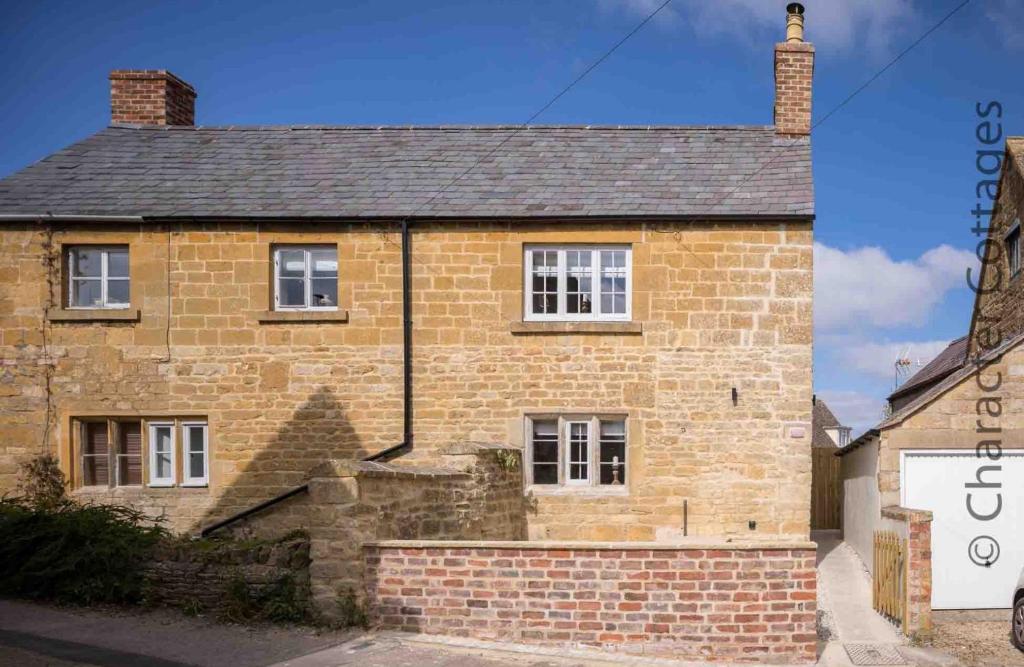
16;454;67;509
0;496;167;605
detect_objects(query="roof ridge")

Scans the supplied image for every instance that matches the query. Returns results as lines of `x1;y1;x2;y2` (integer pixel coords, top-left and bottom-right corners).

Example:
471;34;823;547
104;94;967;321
107;123;780;132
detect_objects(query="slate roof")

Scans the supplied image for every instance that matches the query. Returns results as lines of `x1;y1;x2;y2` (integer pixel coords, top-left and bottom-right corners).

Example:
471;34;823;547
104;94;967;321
0;125;813;220
879;331;1024;430
811;399;842;449
887;335;968;402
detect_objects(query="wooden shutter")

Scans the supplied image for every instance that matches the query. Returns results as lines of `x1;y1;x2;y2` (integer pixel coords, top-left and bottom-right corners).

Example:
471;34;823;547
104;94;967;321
83;421;109;486
118;421;142;486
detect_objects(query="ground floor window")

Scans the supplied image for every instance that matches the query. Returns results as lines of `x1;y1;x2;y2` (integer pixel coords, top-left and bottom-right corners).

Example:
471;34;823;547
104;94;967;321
75;417;208;489
526;414;627;487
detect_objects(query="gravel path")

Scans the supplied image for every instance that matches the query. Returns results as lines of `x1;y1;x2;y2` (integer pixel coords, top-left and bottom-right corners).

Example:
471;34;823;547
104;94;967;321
928;621;1024;667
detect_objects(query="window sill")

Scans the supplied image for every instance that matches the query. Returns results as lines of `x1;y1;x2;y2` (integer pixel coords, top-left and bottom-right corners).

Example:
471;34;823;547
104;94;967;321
258;310;349;324
48;308;140;323
510;321;642;335
526;484;629;497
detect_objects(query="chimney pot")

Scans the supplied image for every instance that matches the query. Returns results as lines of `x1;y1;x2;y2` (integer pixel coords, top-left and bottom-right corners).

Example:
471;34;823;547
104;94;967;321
109;70;196;126
786;3;805;43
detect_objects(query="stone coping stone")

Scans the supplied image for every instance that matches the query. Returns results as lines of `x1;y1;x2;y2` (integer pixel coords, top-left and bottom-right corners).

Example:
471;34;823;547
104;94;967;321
308;458;470;479
882;505;934;523
365;538;817;551
442;441;522;455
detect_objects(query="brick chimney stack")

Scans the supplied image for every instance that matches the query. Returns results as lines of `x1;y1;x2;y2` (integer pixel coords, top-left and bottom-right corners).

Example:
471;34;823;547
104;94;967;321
773;3;814;136
109;70;196;126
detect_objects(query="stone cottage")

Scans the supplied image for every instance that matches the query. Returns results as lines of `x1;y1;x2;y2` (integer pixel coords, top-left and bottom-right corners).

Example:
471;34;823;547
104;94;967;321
0;5;818;662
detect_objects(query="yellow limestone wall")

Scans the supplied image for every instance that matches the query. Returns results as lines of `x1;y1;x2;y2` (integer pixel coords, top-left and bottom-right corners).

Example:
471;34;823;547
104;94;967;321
0;219;812;540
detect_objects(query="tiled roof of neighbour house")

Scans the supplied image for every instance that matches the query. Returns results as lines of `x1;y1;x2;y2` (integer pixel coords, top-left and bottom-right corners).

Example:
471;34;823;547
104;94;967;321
811;398;841;448
0;125;814;220
887;336;969;402
879;330;1024;430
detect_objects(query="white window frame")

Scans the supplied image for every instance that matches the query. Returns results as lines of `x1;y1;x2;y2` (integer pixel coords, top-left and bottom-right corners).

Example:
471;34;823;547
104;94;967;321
1006;220;1021;278
148;422;176;487
525;415;627;490
67;246;130;310
564;420;592;486
523;245;632;322
181;422;209;487
273;245;338;311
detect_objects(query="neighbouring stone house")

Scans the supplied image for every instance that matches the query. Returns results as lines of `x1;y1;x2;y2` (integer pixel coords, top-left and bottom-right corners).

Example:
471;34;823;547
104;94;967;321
1;5;818;662
838;137;1024;624
811;397;849;449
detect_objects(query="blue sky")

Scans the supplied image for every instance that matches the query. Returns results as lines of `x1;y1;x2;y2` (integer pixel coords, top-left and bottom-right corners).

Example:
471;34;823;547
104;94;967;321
3;0;1023;433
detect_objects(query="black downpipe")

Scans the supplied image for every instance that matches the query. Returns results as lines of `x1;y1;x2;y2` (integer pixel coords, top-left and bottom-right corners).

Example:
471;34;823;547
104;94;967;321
201;220;412;536
364;218;413;462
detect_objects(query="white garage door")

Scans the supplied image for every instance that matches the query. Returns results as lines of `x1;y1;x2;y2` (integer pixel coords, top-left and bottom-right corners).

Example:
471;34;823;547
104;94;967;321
902;450;1024;609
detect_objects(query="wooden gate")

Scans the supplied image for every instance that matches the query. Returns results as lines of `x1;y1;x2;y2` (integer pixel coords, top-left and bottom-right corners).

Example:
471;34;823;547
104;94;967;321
811;448;841;529
872;531;907;628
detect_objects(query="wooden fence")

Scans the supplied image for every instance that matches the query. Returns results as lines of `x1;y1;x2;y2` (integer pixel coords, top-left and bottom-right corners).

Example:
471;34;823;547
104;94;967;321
811;448;841;529
872;530;907;628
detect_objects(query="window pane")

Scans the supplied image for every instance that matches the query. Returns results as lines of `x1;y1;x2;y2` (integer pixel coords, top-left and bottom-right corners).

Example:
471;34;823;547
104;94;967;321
189;453;204;479
185;425;207;483
188;427;205;453
566;250;593;314
107;279;129;305
107;249;129;278
532;420;559;484
567;422;589;482
600;250;628;315
83;456;108;486
71;279;102;308
533;440;557;463
118;422;142;486
278;249;306;278
278;278;306;306
530;251;559;315
533;464;558;485
600;420;626;485
310;248;338;277
83;420;110;486
70;248;102;277
84;422;108;456
310;278;337;307
153;426;173;480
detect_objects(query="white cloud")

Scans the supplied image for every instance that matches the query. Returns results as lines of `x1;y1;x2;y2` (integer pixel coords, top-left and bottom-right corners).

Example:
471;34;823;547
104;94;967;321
984;0;1024;51
816;389;886;435
814;242;975;332
832;338;953;381
597;0;916;55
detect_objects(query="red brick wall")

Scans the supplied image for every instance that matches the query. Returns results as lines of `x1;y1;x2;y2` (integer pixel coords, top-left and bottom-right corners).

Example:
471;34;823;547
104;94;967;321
365;543;817;664
773;43;814;136
110;70;196;126
882;506;933;637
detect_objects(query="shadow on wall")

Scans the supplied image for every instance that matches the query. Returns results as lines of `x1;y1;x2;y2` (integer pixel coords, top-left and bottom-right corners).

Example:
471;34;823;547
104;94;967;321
193;385;368;536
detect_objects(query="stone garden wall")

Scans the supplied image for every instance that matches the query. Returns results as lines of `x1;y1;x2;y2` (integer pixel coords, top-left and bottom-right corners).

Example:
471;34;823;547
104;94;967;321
144;534;310;616
227;442;527;617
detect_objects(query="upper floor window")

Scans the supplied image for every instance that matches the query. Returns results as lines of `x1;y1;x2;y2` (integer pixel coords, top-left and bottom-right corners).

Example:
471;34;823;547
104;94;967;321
1007;221;1021;277
67;246;129;309
524;245;631;322
273;245;338;311
526;414;627;488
